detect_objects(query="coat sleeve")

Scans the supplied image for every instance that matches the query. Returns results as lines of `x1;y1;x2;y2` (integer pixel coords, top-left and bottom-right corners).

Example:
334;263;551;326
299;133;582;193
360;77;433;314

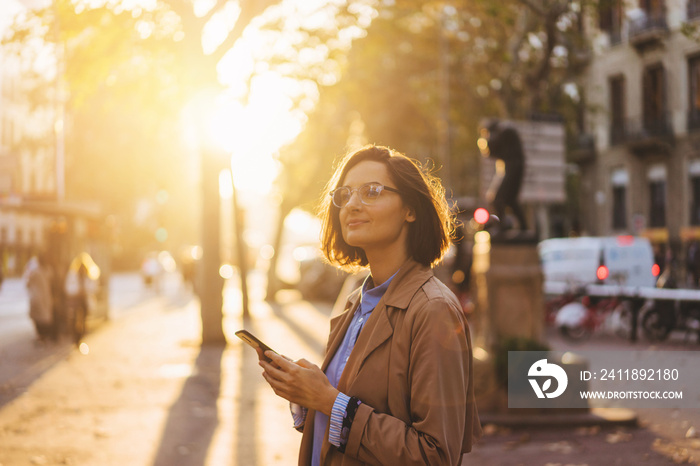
342;296;471;465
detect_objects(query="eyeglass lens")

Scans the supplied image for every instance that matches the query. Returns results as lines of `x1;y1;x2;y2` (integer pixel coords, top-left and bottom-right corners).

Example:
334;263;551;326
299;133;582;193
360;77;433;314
333;184;383;207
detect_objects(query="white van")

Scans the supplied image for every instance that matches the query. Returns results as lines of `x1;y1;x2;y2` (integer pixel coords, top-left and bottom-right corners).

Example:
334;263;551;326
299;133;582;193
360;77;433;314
538;236;657;289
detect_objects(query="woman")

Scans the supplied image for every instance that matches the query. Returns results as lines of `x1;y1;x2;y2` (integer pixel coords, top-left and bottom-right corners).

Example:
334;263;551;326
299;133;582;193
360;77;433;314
260;145;481;465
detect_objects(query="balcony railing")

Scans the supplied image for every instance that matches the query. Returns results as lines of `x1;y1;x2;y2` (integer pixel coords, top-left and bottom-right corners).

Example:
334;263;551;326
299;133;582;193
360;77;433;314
628;13;668;48
569;133;596;163
631;113;674;139
609;113;674;148
689;1;700;20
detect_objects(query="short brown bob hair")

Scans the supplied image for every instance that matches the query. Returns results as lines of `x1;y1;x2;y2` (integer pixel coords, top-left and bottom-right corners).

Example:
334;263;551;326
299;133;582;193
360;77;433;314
318;145;455;270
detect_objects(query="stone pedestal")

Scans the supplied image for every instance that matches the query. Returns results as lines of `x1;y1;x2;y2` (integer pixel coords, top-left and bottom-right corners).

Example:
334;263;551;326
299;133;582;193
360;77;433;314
467;233;635;425
471;232;544;351
470;232;544;413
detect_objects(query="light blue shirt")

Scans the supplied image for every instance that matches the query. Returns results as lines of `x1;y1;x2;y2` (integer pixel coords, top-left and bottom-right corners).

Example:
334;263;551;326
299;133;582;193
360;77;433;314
311;272;396;466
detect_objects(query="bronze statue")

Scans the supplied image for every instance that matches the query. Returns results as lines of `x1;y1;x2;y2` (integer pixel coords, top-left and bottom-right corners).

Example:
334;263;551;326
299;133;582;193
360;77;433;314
480;120;527;232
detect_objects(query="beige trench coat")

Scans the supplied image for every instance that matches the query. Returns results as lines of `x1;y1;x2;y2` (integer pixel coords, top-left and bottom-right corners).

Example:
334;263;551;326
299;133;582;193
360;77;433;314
298;259;482;465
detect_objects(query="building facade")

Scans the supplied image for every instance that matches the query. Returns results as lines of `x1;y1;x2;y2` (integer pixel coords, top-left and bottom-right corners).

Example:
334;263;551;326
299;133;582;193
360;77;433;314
0;0;67;277
579;0;700;278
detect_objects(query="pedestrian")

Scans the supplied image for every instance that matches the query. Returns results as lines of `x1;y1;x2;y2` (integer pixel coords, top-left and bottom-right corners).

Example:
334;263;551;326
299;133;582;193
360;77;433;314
258;145;481;465
24;253;54;341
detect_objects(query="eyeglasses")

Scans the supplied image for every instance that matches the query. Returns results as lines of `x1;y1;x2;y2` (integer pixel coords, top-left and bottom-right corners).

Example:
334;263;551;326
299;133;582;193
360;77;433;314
330;183;401;208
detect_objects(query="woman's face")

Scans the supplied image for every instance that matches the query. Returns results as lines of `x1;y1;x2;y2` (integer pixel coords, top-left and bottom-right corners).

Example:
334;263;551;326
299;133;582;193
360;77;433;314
338;160;415;259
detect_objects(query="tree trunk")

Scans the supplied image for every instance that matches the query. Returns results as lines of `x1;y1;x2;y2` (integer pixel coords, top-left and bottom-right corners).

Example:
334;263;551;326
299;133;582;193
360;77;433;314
265;201;294;301
199;147;226;345
230;177;250;318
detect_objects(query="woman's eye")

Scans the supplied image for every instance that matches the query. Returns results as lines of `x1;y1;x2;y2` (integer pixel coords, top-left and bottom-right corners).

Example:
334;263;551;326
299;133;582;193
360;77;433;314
365;186;381;198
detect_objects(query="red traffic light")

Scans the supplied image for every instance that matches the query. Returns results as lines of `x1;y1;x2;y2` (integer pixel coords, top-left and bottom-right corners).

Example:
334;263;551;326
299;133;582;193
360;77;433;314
474;208;490;225
596;265;609;281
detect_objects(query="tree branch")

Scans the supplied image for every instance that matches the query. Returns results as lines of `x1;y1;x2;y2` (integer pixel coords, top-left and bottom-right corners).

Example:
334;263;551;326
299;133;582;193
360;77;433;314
209;0;282;64
517;0;546;16
201;0;230;26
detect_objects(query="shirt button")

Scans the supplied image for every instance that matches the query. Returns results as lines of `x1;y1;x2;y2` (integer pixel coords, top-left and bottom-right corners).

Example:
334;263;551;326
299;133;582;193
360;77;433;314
359;317;364;323
345;357;349;362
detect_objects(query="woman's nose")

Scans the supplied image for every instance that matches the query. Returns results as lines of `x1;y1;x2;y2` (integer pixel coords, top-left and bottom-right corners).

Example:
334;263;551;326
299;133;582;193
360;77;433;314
344;190;363;209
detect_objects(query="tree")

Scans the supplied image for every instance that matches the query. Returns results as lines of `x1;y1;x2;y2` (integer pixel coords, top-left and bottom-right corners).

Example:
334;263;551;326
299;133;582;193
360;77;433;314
260;0;591;295
3;0;336;344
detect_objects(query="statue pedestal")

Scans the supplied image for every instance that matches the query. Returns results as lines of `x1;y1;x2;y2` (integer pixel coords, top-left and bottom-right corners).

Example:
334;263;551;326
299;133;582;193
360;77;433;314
470;232;544;413
468;233;636;426
471;233;543;350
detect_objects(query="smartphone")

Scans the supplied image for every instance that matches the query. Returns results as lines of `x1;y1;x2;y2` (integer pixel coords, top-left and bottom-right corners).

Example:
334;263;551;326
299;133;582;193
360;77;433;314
235;329;277;362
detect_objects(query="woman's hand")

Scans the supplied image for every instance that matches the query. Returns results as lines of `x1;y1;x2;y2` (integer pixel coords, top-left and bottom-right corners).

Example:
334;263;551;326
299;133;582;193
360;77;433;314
260;351;339;416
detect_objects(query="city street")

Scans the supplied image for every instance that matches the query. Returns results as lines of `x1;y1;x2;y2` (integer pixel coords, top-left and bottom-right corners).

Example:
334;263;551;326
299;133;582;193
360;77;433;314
0;272;185;407
0;273;700;464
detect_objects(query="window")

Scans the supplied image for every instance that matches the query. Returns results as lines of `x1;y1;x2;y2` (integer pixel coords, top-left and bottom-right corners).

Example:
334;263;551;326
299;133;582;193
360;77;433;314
610;75;626;144
691;176;700;225
611;169;628;230
642;65;667;135
690;0;700;20
648;164;667;228
691;161;700;225
689;55;700;130
599;0;623;44
640;0;665;18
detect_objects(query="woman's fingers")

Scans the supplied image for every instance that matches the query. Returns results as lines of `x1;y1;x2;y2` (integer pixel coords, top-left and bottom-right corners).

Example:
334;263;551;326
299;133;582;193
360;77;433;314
259;358;291;384
266;351;296;368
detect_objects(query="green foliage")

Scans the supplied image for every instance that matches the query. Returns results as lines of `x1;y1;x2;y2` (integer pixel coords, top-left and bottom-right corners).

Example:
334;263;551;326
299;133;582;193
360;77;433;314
274;0;590;202
2;0;286;265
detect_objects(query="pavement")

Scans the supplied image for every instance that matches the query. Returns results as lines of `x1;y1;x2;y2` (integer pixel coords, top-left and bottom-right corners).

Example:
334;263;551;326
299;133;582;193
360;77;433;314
0;274;699;465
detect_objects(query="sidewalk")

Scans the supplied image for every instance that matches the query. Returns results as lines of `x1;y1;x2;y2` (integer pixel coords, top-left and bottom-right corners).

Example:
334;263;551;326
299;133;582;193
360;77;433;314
0;280;334;466
0;280;698;465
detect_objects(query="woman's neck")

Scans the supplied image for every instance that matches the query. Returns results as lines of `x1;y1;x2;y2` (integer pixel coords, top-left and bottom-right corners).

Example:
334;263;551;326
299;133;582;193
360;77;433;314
366;248;409;286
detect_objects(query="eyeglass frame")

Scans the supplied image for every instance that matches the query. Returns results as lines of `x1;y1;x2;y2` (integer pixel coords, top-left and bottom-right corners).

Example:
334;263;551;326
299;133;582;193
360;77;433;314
329;182;402;208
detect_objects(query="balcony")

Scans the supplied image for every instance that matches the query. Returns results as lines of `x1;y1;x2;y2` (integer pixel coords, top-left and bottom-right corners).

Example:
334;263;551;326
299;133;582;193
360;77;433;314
628;13;668;50
625;113;674;155
689;1;700;20
569;133;596;164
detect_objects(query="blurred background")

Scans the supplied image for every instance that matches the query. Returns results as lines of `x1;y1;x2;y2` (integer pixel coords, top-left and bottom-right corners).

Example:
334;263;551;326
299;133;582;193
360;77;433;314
0;0;586;297
4;1;700;465
3;0;700;363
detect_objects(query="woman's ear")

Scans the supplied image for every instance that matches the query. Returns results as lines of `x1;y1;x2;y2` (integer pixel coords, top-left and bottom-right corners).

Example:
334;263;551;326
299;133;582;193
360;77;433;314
405;206;416;223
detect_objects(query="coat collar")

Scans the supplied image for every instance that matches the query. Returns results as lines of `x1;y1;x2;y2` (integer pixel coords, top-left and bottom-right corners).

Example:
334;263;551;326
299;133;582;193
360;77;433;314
330;259;435;390
345;259;434;312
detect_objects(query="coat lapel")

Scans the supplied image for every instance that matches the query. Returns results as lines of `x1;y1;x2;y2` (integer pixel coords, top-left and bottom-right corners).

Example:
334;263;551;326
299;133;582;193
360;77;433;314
322;289;360;371
337;299;393;391
337;260;435;392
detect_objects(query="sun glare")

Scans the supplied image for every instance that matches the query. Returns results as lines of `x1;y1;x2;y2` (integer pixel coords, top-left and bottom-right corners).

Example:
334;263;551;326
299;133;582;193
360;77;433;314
192;0;372;198
202;72;304;196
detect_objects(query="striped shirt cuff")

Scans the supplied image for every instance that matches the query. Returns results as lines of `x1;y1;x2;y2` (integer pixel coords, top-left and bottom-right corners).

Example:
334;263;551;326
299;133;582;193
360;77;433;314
328;392;351;447
290;402;307;432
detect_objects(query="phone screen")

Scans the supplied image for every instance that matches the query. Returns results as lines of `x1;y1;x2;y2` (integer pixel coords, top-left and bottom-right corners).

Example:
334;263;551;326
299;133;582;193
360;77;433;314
235;330;277;362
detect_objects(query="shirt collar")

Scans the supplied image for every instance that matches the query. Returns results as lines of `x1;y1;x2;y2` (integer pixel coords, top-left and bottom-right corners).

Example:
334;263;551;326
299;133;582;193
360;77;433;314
358;271;397;316
345;259;434;311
